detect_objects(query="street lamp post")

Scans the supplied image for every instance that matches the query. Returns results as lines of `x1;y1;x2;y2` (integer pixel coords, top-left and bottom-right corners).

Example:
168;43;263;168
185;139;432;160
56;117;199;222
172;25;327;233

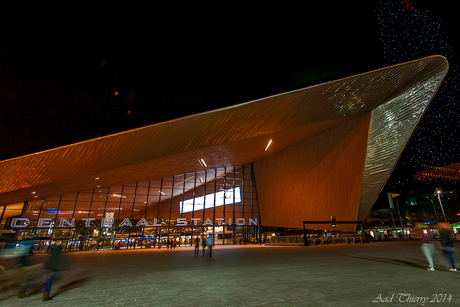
437;190;447;222
431;199;439;223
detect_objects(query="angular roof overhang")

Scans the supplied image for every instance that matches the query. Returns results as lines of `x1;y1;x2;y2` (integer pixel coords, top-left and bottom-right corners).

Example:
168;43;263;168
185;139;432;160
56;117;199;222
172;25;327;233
0;56;449;219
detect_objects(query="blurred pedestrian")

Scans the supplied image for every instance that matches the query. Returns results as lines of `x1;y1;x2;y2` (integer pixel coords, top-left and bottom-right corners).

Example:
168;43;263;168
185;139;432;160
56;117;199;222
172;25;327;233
0;239;42;299
417;226;436;271
194;237;200;255
438;223;457;272
207;235;214;257
201;237;207;255
43;245;70;301
17;240;36;299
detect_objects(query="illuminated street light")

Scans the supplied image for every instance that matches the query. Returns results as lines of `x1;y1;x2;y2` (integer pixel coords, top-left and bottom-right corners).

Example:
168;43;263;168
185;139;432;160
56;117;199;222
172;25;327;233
437;190;447;222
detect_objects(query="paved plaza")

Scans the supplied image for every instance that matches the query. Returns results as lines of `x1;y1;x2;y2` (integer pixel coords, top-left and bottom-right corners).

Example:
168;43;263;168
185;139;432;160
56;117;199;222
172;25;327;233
1;240;459;306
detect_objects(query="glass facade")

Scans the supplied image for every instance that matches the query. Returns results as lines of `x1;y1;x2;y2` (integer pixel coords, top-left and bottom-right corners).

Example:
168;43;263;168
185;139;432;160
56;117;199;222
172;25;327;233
0;164;261;251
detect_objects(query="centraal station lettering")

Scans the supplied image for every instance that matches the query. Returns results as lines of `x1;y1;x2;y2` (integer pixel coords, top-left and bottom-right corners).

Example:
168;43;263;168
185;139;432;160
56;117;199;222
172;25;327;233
11;217;258;228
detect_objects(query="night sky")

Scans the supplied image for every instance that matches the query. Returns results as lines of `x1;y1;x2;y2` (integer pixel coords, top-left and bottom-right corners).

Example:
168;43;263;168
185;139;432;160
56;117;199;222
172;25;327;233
1;2;382;159
375;1;460;197
1;2;458;199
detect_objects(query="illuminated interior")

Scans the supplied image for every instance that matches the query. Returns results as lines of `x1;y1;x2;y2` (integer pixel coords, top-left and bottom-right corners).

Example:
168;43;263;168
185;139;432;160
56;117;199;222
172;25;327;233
180;187;241;214
0;164;260;248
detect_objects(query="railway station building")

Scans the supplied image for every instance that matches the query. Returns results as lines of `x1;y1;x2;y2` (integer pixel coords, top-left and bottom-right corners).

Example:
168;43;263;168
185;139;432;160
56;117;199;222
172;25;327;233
0;56;448;249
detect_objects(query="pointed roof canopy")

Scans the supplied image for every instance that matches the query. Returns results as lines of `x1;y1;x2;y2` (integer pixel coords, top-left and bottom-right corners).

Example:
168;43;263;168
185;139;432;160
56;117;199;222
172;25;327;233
0;56;449;220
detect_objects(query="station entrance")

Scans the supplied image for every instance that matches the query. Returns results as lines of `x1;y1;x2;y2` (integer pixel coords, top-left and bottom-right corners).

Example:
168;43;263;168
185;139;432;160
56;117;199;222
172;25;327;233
3;164;262;251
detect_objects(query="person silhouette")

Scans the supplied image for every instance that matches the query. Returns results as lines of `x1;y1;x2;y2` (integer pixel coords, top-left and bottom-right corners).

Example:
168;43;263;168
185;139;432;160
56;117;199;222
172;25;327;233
207;235;214;257
42;245;70;301
417;226;436;271
438;223;457;272
201;237;207;255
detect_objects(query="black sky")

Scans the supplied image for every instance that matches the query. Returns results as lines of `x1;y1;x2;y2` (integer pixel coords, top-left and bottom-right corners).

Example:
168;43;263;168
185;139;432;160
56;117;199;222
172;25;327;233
1;1;456;161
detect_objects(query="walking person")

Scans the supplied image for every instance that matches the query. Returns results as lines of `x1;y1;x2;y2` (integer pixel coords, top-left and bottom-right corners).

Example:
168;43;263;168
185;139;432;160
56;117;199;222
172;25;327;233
417;226;436;271
16;240;39;299
438;223;457;271
42;245;70;301
207;235;214;257
201;237;207;255
194;237;200;255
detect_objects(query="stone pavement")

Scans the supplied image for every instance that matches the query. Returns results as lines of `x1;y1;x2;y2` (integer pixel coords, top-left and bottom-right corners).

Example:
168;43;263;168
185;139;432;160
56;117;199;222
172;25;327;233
1;240;459;306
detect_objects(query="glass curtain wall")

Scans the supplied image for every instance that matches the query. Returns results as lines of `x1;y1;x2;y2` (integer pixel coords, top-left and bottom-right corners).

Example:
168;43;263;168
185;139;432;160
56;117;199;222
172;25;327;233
0;164;261;251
